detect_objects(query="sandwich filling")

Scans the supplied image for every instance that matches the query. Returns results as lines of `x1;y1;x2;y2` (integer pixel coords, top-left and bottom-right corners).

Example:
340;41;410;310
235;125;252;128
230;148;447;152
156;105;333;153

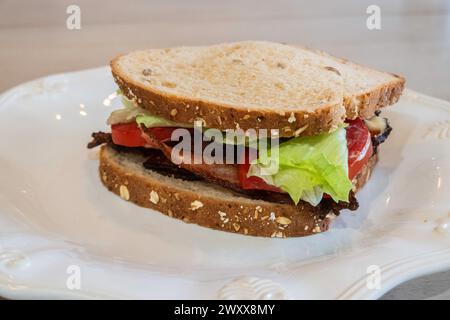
88;92;391;209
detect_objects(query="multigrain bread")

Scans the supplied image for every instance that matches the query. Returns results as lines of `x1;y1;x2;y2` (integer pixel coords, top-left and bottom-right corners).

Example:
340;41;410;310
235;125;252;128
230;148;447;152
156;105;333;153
99;145;378;237
111;41;404;137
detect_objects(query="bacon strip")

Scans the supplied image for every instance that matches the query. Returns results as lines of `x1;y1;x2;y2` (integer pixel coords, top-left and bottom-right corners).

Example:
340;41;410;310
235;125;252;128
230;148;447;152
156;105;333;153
87;132;112;149
157;142;241;189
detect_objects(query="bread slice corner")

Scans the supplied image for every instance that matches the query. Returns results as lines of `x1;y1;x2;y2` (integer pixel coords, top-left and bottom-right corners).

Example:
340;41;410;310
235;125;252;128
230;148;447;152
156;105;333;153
296;46;405;119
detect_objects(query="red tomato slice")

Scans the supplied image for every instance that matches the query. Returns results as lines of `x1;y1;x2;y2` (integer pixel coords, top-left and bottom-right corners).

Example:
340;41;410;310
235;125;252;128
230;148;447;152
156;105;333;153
111;122;147;147
146;127;179;143
111;123;181;148
346;118;373;180
238;148;283;192
239;162;284;192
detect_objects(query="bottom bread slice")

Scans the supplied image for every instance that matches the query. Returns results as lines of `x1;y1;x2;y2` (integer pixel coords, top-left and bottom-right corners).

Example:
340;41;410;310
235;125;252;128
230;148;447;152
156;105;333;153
99;145;377;237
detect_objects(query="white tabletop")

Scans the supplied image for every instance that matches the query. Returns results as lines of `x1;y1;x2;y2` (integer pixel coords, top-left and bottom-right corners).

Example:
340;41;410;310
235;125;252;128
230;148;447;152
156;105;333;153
1;0;449;299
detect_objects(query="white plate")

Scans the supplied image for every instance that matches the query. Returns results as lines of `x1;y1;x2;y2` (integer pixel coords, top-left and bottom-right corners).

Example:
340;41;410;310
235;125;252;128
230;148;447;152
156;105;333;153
0;67;449;300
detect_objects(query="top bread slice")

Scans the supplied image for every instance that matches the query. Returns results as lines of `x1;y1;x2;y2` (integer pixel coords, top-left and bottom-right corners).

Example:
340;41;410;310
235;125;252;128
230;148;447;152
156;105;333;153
111;41;404;137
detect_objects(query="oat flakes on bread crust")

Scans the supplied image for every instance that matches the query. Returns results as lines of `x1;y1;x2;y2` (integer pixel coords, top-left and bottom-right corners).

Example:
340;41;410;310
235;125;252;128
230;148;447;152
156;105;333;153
99;145;377;238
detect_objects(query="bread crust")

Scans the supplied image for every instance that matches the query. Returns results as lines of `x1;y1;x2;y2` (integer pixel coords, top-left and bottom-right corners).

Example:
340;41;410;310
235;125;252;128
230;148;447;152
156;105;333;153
98;145;378;238
343;76;404;119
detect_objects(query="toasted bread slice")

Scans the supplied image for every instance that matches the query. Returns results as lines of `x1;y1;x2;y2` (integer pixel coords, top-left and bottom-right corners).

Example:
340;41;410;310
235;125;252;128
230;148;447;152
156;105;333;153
99;145;377;237
111;41;404;137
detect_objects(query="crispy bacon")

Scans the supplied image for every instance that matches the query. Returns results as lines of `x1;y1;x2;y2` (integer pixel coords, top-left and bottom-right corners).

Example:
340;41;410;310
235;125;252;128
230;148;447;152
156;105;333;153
157;142;242;188
87;132;112;149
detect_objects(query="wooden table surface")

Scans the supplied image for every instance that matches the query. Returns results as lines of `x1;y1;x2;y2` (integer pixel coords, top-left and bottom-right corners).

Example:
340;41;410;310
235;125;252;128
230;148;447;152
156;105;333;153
1;0;449;299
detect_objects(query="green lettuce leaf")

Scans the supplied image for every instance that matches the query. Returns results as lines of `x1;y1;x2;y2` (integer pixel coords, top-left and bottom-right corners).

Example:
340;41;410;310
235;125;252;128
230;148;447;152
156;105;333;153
107;91;189;128
136;114;186;128
107;93;148;125
248;127;352;206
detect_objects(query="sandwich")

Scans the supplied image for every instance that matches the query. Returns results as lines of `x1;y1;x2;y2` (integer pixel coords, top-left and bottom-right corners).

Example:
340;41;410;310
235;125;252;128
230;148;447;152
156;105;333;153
87;41;404;237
